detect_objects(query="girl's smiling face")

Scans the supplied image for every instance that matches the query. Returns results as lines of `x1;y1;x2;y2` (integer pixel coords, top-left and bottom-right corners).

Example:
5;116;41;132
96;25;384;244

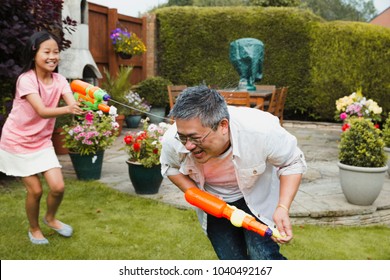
34;38;60;74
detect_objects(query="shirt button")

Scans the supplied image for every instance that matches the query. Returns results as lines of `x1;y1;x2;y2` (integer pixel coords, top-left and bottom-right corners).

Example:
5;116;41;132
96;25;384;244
253;170;257;174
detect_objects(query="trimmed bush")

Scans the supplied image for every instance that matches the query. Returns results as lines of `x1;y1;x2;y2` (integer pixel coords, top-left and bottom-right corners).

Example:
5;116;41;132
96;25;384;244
154;6;390;121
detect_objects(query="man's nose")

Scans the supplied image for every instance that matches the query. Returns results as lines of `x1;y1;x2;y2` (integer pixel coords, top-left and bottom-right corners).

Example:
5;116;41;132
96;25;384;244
184;139;196;149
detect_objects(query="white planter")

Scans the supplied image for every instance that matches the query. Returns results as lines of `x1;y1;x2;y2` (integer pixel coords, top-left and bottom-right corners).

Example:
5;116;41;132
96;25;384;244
337;162;388;206
385;147;390;176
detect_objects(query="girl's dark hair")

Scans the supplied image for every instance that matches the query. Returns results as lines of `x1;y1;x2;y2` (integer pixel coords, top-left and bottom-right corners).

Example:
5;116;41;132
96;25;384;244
13;31;60;97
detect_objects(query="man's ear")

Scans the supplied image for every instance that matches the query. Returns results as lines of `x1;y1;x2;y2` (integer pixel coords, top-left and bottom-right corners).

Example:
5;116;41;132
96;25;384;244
219;118;229;134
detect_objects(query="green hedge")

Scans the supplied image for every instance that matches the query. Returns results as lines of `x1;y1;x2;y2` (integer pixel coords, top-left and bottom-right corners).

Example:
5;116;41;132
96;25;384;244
155;6;390;121
309;21;390;120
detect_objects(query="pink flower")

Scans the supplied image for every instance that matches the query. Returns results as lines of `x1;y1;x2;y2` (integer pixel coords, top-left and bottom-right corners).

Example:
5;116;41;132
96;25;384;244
340;112;348;120
85;111;94;125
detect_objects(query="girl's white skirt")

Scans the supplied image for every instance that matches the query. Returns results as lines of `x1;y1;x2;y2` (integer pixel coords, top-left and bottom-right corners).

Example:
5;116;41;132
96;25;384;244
0;147;61;177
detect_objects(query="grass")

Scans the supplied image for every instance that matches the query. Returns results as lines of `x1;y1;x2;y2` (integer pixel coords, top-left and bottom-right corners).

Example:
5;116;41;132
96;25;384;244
1;177;389;260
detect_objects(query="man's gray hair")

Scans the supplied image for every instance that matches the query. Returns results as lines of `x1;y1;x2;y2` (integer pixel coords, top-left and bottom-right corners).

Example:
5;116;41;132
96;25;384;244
169;85;229;129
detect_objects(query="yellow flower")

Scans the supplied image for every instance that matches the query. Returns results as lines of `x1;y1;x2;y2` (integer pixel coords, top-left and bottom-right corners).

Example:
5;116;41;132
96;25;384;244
110;28;146;56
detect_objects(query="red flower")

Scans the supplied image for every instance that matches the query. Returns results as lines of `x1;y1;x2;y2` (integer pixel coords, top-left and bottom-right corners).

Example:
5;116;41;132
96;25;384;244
137;131;147;140
133;142;141;152
374;124;380;129
153;148;159;154
342;123;350;131
124;135;133;145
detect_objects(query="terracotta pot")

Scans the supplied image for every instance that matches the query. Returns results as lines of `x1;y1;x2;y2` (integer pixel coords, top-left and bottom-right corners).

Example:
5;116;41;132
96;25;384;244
51;128;68;155
115;114;125;135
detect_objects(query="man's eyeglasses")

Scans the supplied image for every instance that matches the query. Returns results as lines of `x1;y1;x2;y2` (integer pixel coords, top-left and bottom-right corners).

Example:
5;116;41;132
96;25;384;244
175;129;213;145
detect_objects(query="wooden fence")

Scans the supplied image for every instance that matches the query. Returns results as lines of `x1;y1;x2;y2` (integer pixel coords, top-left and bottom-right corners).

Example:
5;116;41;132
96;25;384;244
88;3;147;86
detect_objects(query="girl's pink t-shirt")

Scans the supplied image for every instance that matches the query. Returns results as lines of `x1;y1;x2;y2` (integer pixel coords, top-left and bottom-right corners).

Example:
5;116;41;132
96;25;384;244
0;70;71;154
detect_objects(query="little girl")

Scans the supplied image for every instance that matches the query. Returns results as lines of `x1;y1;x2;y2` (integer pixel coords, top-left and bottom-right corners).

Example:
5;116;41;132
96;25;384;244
0;31;84;244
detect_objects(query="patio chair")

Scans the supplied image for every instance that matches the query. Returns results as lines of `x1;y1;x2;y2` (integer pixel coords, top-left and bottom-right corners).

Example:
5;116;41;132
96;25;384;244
168;85;187;109
219;91;251;107
255;85;276;109
274;87;288;125
266;87;283;116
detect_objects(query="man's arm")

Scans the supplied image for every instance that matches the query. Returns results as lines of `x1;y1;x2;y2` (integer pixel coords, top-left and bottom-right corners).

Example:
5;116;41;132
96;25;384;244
272;173;302;243
167;173;198;193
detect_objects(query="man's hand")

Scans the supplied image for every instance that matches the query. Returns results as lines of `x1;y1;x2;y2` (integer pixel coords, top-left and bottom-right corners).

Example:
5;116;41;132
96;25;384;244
272;206;293;244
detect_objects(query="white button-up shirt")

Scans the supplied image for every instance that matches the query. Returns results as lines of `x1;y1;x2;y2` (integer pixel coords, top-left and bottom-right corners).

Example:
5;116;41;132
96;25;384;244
160;106;307;232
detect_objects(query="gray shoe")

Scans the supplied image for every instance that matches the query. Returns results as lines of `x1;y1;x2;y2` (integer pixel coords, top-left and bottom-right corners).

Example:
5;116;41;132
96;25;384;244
28;231;49;245
43;218;73;237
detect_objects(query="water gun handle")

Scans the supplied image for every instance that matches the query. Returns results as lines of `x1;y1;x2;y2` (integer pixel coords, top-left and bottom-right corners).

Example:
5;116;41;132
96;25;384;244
74;92;110;113
184;187;276;238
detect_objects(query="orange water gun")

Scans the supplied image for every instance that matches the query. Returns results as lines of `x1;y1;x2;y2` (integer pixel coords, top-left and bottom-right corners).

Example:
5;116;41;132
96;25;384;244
185;187;282;238
70;80;111;113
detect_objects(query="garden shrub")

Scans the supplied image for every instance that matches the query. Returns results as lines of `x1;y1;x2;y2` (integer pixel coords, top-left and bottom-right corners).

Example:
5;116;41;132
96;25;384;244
154;6;390;121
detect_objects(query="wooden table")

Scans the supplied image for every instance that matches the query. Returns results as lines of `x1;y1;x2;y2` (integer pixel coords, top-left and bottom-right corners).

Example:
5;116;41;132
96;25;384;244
218;89;273;110
249;89;274;109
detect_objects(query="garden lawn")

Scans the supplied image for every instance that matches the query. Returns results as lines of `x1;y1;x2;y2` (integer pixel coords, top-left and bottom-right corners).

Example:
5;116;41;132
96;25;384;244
0;178;389;260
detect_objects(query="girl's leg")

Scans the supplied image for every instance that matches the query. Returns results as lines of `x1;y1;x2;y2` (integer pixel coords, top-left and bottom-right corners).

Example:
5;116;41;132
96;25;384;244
22;175;44;239
42;167;65;229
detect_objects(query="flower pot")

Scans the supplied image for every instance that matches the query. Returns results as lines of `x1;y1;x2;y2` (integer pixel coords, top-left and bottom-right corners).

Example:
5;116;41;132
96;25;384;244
69;151;105;180
115;114;125;135
148;107;166;124
125;115;142;128
118;52;132;60
51;128;68;155
385;147;390;176
126;161;163;194
337;162;388;205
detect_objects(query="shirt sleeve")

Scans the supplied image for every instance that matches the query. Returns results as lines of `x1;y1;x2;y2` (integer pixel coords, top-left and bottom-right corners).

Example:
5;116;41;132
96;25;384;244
160;125;184;177
17;73;39;98
276;148;307;177
266;126;307;176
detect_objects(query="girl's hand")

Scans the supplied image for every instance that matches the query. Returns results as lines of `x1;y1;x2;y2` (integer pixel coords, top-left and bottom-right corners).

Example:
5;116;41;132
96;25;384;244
68;102;85;115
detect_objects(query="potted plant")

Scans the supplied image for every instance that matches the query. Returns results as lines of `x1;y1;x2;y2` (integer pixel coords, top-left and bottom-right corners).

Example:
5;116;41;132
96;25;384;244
123;90;151;128
382;113;390;176
135;76;172;123
110;27;146;59
101;66;133;134
121;119;171;194
62;110;119;180
337;117;388;205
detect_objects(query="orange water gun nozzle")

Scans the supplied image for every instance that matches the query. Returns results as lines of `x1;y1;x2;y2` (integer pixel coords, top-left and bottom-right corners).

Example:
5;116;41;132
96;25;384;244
184;187;281;238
